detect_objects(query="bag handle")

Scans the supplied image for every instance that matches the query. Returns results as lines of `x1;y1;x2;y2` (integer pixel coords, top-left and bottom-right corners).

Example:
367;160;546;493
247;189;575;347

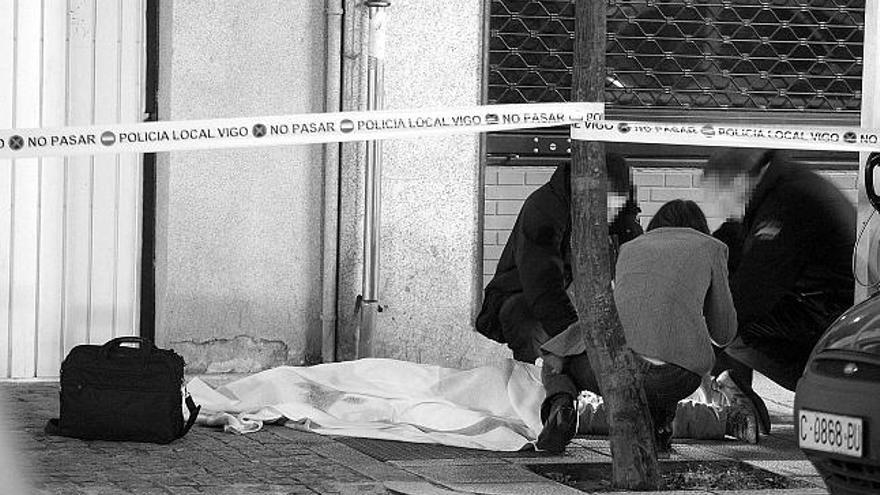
180;394;201;438
99;336;156;360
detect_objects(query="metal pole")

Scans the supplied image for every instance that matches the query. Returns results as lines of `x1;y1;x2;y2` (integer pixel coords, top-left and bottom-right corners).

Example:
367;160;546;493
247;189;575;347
856;1;880;303
357;0;389;358
321;0;344;363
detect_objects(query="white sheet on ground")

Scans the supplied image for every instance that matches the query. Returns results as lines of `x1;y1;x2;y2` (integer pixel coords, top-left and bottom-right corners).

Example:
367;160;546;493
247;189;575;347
187;358;546;452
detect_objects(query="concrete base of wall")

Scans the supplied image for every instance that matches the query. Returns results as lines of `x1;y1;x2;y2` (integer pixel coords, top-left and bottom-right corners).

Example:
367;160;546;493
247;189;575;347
170;335;289;374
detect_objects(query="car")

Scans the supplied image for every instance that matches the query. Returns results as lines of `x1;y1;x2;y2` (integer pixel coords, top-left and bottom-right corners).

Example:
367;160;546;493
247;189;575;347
795;290;880;494
794;151;880;494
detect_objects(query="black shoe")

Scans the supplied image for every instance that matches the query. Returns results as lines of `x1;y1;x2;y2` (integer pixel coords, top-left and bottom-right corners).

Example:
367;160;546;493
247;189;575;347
655;422;674;458
536;394;577;454
718;371;771;435
729;373;771;435
725;403;759;444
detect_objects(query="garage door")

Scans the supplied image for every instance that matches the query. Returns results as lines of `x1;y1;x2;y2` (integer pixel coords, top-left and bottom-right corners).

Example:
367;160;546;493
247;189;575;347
0;0;146;378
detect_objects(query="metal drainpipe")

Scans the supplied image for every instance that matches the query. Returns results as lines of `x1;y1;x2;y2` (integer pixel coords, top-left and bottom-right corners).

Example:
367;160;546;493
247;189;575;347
857;0;880;303
356;0;390;358
321;0;344;362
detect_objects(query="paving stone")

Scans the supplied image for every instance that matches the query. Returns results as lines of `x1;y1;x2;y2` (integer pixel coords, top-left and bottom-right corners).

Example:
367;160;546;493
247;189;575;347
390;458;508;467
384;481;467;494
713;489;828;495
744;459;822;477
166;487;204;495
401;462;547;484
332;482;393;495
663;443;731;461
603;491;713;495
502;447;611;465
446;481;582;494
569;437;613;457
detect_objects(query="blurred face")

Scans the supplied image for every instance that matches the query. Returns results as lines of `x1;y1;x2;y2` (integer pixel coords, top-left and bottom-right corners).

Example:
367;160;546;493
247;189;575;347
704;172;751;219
607;192;628;221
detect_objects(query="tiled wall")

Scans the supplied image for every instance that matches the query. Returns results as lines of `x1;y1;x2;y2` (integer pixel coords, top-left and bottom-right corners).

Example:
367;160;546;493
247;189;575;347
482;166;860;284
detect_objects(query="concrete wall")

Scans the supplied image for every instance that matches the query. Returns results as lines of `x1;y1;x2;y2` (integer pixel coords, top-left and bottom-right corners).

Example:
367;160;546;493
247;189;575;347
155;1;328;372
483;165;860;285
150;1;868;373
337;0;512;368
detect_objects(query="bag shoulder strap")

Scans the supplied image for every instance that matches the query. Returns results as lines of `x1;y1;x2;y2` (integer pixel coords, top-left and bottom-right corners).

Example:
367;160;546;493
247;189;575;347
179;394;201;439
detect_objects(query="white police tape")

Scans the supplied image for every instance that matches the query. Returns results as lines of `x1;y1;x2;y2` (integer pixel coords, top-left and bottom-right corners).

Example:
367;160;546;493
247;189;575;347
0;103;602;159
572;119;880;152
5;101;880;158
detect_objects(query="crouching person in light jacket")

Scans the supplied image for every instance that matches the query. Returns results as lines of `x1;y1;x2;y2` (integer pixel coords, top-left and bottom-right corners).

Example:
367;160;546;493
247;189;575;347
538;199;743;454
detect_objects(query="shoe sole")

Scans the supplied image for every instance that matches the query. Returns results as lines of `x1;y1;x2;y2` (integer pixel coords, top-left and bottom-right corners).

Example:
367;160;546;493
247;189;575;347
536;408;577;454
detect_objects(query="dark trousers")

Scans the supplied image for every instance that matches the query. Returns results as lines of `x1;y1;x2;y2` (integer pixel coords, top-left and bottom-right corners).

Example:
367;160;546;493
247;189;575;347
714;294;849;392
498;292;701;430
542;353;701;432
498;293;549;363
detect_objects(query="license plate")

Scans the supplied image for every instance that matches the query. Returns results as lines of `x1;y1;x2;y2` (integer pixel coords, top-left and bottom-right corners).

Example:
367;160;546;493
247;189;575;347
799;409;863;458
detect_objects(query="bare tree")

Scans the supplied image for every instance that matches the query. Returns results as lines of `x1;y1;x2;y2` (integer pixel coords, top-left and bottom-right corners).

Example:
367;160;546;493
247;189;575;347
570;1;660;489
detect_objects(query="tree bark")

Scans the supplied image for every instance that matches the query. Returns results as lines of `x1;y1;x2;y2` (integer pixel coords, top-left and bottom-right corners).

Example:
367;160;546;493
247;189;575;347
571;1;660;489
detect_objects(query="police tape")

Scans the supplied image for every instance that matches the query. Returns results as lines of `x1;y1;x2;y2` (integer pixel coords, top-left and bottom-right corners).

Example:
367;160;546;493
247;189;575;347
0;102;602;159
5;101;880;158
572;119;880;152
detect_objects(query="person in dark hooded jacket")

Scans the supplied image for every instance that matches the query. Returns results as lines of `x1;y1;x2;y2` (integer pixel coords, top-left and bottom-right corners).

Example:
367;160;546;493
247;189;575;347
704;148;855;434
475;155;641;453
475;160;577;363
475;155;635;363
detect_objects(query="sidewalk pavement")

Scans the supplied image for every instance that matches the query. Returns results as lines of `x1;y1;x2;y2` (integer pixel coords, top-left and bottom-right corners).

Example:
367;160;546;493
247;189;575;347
1;373;828;495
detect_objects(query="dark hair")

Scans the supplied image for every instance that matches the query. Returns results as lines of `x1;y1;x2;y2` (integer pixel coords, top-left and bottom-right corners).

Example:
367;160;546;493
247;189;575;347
606;153;629;194
647;199;710;234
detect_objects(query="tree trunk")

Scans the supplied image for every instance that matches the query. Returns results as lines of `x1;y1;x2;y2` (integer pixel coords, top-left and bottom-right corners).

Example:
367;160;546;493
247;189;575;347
571;1;660;490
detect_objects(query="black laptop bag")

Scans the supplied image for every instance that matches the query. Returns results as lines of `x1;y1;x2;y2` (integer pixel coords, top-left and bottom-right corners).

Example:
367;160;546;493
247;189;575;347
47;336;200;444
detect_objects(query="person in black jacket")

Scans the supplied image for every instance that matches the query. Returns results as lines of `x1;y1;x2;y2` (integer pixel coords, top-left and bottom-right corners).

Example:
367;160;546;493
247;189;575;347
711;218;770;434
476;155;635;362
475;161;577;363
704;148;855;430
475;154;637;452
712;218;745;274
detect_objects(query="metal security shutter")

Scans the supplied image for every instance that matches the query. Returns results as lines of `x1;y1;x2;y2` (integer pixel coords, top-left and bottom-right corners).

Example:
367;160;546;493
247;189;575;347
486;0;865;166
0;0;146;378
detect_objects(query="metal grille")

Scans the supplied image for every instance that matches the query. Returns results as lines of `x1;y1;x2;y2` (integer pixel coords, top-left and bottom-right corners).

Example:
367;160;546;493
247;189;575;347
488;0;865;113
821;459;880;492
